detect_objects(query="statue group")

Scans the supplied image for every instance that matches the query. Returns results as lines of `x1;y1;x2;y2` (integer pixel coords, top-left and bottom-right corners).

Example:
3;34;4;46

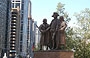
39;12;67;50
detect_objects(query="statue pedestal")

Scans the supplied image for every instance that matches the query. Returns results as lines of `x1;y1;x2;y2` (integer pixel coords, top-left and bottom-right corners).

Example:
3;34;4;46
34;50;74;58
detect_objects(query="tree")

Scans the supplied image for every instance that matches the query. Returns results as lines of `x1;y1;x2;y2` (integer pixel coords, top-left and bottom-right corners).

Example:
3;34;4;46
73;8;90;58
56;2;71;23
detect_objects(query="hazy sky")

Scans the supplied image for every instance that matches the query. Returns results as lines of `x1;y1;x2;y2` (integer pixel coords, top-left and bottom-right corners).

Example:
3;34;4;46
31;0;90;26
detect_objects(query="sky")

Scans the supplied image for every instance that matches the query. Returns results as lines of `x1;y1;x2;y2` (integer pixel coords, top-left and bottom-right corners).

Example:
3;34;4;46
31;0;90;26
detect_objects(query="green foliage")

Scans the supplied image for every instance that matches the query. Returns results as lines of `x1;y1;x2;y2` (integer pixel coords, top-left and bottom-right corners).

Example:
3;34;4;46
33;43;40;51
73;8;90;58
65;27;74;50
74;8;90;39
56;2;65;15
56;2;71;23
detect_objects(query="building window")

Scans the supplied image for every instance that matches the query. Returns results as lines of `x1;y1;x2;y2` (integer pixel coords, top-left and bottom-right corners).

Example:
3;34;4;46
21;3;24;10
16;1;20;2
22;0;24;3
12;3;14;8
15;3;20;8
20;34;23;41
20;45;22;52
21;24;23;30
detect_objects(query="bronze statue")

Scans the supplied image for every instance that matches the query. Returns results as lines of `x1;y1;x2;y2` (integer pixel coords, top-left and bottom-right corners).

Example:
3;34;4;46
50;12;59;49
39;18;50;50
56;16;67;50
50;12;67;50
39;12;67;50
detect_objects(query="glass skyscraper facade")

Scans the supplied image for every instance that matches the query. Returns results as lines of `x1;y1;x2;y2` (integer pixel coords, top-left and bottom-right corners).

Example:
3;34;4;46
0;0;11;57
11;0;32;57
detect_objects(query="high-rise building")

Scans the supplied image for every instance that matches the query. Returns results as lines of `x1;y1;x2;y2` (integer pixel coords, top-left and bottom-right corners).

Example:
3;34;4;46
0;0;11;57
34;22;41;48
9;7;20;58
11;0;32;57
27;19;40;58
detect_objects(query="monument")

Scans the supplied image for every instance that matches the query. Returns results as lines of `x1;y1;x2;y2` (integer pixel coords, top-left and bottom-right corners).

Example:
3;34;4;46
34;12;74;58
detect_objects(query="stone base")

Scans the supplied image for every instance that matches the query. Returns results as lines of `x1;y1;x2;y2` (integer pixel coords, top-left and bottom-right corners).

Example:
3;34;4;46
34;50;74;58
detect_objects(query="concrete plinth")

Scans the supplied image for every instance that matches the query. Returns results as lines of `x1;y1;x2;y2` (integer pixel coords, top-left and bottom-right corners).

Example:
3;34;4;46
34;50;74;58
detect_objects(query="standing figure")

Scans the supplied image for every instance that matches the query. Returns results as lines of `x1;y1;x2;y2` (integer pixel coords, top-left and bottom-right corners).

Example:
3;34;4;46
56;16;67;50
50;12;59;49
39;18;50;50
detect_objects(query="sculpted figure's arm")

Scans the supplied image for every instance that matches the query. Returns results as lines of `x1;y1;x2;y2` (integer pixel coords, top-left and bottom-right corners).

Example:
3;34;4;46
46;27;50;31
39;25;45;33
60;22;67;31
